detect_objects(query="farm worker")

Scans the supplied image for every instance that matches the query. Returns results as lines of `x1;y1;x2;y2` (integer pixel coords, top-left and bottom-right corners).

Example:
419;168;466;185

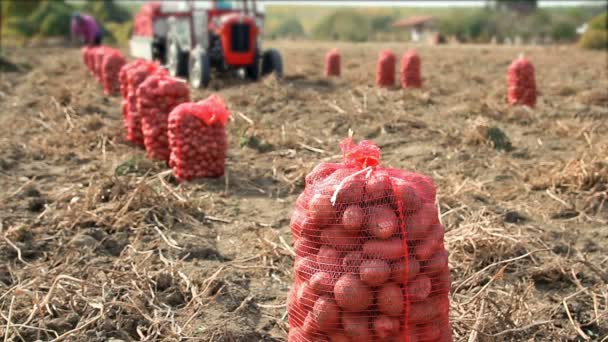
70;12;103;46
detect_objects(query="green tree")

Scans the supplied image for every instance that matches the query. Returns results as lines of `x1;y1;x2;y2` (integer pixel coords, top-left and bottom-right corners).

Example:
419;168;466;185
271;17;305;38
313;10;370;42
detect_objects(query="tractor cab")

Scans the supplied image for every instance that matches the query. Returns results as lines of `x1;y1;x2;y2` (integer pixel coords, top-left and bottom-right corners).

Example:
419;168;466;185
129;0;282;88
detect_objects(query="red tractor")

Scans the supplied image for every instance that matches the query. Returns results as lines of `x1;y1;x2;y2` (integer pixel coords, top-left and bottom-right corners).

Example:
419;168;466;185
129;0;282;88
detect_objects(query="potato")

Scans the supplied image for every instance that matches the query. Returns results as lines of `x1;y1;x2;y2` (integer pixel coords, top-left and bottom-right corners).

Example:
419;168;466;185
309;272;335;295
364;171;391;202
342;251;364;273
422;249;448;274
316;245;342;272
372;315;400;339
341;205;365;232
405;203;438;240
402;172;436;204
308;193;337;226
320;226;360;251
408;297;448;323
391;258;420;284
302;312;318;335
413;223;444;261
334;274;373;312
295;236;319;257
341;312;372;341
407;275;431;301
363;238;404;260
359;259;391;286
297;281;320;312
367;206;398;239
295;256;319;282
312;296;340;332
377;282;404;317
306;162;340;186
331;172;365;205
392;178;422;214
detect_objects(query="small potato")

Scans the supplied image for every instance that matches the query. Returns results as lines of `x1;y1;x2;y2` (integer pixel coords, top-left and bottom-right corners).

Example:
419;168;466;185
332;174;365;205
341;205;365;232
377;282;404;317
364;171;391;202
294;236;319;258
359;259;391;287
341;312;373;341
423;249;448;274
334;274;373;312
320;226;360;251
342;251;364;273
367;206;398;239
405;203;439;240
403;172;436;204
312;296;340;332
295;256;319;282
302;312;318;335
309;272;336;295
306;162;340;186
316;245;342;272
308;194;337;226
372;315;400;340
363;238;405;260
392;178;422;214
413;223;444;261
297;281;319;312
407;275;431;301
391;258;420;284
408;297;448;323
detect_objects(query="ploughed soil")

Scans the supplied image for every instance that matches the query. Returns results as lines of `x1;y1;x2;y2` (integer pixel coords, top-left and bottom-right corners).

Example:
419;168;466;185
0;40;607;341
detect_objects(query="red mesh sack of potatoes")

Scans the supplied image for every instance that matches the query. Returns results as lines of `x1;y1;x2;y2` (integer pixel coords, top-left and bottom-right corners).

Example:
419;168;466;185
168;94;229;182
93;46;109;83
400;50;422;89
376;50;396;88
124;61;167;146
288;138;453;342
137;74;190;161
507;55;537;107
101;49;126;96
85;47;97;74
325;48;341;77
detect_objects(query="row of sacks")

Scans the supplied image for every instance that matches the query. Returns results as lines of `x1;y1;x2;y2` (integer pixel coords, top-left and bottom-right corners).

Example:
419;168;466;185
80;50;230;182
325;48;537;107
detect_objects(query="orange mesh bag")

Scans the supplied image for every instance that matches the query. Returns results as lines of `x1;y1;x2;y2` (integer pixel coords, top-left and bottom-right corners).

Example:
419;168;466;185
376;50;396;88
288;138;453;342
124;61;167;146
325;48;341;77
400;50;422;89
101;48;126;96
507;55;537;107
168;94;229;182
93;46;109;83
138;74;190;161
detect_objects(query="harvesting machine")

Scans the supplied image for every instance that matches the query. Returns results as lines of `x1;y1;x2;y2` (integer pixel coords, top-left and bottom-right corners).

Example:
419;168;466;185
129;0;282;88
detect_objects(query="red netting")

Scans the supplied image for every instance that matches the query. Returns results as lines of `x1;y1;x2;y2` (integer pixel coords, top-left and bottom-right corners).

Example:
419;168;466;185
376;50;396;88
84;47;98;75
93;47;110;83
400;50;422;89
325;48;341;77
507;55;537;107
138;74;190;161
124;61;167;146
101;49;126;96
288;138;453;342
168;94;230;182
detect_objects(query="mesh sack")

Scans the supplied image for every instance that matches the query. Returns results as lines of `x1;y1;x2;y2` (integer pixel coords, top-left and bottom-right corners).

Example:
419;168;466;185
168;94;229;182
93;46;109;83
507;55;537;107
101;49;126;96
325;48;341;77
138;74;190;161
376;50;396;88
85;47;98;75
400;50;422;89
288;138;453;342
124;61;167;146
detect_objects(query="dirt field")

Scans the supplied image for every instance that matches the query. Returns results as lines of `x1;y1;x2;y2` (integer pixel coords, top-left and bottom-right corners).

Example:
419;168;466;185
1;41;607;341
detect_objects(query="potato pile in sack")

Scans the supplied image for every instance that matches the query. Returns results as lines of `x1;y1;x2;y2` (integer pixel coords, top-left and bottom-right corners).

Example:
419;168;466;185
93;47;109;83
325;48;341;77
288;138;453;342
168;94;229;182
119;60;147;134
137;74;190;161
507;54;537;107
85;47;98;75
124;61;167;147
376;50;396;87
101;48;126;96
400;50;422;89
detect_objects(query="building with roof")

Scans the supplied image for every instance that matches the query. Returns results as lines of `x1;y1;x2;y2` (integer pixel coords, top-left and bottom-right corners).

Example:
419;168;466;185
391;15;440;43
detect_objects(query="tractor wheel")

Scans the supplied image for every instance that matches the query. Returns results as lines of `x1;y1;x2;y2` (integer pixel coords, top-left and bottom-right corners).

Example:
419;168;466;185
166;39;188;77
261;49;283;78
189;50;211;89
245;52;260;81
